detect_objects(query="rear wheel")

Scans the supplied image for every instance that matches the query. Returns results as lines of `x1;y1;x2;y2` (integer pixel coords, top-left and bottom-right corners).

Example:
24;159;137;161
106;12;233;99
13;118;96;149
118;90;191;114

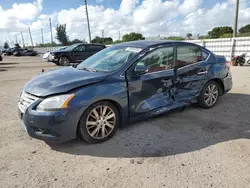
247;59;250;64
198;81;220;109
59;56;70;66
78;101;119;144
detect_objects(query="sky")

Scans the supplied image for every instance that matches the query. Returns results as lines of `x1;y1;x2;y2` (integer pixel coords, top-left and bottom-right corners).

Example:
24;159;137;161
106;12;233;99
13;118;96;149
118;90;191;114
0;0;250;46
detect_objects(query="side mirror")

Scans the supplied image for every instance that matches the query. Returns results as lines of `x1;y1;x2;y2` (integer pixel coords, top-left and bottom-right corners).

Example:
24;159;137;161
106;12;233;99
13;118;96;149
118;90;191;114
134;64;148;75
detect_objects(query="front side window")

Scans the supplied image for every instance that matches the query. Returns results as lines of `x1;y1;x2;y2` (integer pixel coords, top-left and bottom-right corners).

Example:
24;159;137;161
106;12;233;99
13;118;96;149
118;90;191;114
176;45;202;67
74;45;85;52
77;46;141;72
136;47;174;73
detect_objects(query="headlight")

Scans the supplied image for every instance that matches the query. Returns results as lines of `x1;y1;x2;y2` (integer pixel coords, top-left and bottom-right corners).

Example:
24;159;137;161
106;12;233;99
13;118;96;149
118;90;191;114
36;94;75;111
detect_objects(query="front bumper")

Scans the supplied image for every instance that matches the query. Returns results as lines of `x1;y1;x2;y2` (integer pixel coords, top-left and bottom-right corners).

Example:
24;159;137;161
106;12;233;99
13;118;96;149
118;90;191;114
49;55;58;62
18;104;83;143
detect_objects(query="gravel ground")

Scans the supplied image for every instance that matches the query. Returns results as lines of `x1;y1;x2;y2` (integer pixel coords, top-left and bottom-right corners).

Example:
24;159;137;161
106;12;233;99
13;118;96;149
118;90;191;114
0;56;250;188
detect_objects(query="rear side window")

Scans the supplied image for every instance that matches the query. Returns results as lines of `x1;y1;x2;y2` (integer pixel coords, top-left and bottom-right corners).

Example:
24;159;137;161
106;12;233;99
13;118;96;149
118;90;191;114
176;45;202;67
87;45;104;51
202;50;209;60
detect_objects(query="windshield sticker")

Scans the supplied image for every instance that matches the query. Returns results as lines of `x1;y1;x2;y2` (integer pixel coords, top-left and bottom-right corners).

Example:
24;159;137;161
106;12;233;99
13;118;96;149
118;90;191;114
125;47;141;53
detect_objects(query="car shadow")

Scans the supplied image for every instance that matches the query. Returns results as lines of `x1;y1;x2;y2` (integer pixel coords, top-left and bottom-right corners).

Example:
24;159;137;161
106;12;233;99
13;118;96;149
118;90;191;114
0;63;19;65
49;93;250;158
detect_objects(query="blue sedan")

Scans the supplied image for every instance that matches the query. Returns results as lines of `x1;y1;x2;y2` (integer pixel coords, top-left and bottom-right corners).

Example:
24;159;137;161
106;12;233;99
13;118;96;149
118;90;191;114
18;41;232;143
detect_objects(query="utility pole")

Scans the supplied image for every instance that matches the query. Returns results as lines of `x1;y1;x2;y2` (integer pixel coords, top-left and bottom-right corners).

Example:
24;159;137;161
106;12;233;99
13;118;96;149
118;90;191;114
20;31;25;47
9;37;12;45
28;27;34;48
101;30;104;44
15;35;18;44
49;18;53;44
84;0;91;43
233;0;239;38
41;28;44;44
119;30;121;41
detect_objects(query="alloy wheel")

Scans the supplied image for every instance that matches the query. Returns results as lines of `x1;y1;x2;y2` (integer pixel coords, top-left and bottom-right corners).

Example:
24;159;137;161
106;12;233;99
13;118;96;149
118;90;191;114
204;84;219;106
86;105;116;139
62;57;69;66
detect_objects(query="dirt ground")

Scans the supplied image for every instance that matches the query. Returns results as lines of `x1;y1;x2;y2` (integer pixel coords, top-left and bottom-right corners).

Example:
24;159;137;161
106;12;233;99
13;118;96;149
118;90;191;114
0;56;249;188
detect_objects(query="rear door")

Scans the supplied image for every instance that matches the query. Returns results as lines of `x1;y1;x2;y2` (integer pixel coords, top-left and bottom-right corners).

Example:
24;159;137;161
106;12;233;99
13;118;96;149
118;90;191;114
86;45;104;57
126;45;175;118
173;44;210;104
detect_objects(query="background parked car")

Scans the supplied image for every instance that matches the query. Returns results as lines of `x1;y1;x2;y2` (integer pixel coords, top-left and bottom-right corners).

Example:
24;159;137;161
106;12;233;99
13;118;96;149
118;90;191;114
13;49;38;56
22;49;38;56
50;43;106;66
43;47;67;62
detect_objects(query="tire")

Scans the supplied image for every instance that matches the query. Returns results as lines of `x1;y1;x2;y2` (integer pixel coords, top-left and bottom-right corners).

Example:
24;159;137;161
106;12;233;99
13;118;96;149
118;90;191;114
59;56;70;66
198;81;221;109
247;59;250;64
78;101;119;144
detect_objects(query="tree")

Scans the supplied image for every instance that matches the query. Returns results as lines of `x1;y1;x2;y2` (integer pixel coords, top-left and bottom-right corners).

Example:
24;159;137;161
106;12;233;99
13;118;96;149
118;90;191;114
122;32;145;42
167;36;185;41
208;26;233;38
239;24;250;34
186;33;192;39
70;39;85;44
55;24;69;45
14;43;21;48
91;36;113;44
3;42;9;49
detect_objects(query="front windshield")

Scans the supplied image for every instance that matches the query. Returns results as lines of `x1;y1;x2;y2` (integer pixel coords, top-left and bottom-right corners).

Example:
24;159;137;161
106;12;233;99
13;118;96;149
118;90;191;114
77;46;142;72
64;44;81;51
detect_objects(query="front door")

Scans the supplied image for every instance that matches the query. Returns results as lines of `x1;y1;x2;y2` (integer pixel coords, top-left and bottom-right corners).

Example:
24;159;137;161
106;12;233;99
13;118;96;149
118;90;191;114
174;44;210;105
73;45;88;63
126;45;175;119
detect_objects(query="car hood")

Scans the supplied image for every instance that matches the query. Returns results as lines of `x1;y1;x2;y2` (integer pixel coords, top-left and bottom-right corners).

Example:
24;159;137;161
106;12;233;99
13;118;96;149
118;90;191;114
24;67;107;97
53;49;70;53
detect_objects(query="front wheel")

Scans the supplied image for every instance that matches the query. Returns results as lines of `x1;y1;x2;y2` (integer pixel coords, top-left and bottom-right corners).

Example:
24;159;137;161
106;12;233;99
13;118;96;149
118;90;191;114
78;101;119;144
198;81;220;109
247;59;250;64
59;57;70;66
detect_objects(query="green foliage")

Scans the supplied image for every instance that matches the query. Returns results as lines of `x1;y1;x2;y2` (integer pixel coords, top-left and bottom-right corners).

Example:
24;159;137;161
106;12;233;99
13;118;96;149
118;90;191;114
220;33;233;38
239;24;250;34
3;42;9;49
55;24;69;45
122;32;145;42
198;35;209;39
69;39;85;44
167;36;185;41
208;26;233;38
237;32;250;37
91;36;113;44
186;33;192;39
113;40;123;44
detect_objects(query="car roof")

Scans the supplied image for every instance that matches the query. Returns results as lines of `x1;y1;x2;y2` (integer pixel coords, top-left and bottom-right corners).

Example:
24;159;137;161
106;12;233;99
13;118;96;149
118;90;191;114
75;43;105;46
115;40;201;48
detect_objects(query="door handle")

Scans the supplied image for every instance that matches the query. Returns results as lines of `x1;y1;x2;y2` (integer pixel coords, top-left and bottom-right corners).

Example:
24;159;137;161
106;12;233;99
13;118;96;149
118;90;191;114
197;70;208;75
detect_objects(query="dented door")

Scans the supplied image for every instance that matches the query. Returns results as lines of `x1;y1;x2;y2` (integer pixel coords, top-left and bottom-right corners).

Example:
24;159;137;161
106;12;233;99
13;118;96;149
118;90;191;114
173;45;210;105
126;46;175;119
